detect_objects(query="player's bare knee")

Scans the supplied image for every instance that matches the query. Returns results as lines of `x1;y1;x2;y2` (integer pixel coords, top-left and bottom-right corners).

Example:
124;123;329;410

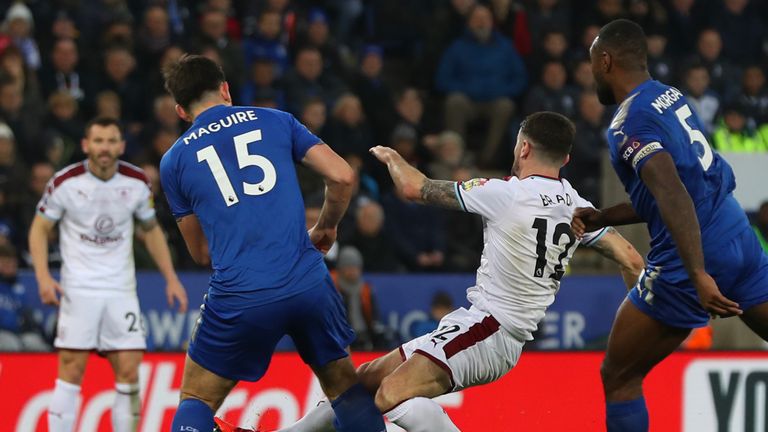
59;354;87;383
115;367;139;384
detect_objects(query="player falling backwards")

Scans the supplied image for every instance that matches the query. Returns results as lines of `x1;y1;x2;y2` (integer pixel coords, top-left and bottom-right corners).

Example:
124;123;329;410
217;111;645;431
571;19;768;432
160;55;385;432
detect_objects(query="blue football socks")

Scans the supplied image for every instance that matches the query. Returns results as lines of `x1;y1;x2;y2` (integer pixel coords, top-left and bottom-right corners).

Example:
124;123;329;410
331;383;386;432
606;397;649;432
171;398;215;432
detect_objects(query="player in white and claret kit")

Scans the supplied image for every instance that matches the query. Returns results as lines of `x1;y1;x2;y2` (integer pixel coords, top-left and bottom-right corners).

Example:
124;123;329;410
274;111;646;432
28;117;189;432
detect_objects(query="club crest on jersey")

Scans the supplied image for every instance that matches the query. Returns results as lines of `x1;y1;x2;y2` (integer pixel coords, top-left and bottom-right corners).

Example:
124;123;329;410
94;214;115;234
461;178;488;191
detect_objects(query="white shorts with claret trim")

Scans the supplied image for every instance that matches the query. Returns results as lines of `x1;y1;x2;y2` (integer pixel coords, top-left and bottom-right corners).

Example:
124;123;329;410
400;306;523;391
54;290;146;351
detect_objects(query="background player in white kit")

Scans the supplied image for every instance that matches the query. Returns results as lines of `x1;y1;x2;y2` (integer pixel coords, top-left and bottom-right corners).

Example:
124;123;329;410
28;117;189;432
275;111;645;432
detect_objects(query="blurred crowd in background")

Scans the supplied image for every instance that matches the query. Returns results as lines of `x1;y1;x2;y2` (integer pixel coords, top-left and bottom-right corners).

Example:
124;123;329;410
1;0;768;349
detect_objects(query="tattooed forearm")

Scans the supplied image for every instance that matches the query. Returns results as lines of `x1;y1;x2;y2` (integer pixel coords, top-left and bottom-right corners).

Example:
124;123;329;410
420;180;463;210
590;227;619;260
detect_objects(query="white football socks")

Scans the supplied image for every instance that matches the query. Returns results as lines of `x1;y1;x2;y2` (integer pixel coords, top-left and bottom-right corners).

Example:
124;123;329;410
112;382;141;432
385;397;461;432
278;399;336;432
48;379;80;432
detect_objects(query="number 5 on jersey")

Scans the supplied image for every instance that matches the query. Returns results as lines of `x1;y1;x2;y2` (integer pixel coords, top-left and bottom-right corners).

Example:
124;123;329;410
196;129;277;206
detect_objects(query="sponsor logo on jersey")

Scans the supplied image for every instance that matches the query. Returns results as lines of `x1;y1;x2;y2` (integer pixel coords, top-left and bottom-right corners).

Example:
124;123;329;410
630;142;663;169
461;178;488;191
621;140;642;161
80;233;124;246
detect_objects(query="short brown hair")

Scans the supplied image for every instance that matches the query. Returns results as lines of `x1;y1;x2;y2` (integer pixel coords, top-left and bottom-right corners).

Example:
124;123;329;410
519;111;575;161
163;54;225;111
85;117;123;138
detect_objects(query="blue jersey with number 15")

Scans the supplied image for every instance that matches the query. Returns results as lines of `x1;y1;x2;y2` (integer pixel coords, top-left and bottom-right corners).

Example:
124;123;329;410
606;80;750;282
160;105;324;306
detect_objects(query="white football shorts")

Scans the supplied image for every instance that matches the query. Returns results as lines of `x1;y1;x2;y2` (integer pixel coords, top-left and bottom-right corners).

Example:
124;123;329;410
54;290;146;351
400;306;524;391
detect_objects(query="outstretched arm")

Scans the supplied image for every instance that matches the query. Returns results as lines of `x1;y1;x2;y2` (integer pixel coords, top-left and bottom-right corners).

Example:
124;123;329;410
639;152;740;317
588;227;645;289
572;202;643;236
370;146;462;210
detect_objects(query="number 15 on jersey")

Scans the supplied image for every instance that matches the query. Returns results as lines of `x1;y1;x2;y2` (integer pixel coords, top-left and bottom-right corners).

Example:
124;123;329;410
196;129;277;206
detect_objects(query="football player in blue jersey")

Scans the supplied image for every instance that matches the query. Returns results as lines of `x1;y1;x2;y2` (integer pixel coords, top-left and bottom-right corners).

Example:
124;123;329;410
160;55;385;432
573;19;768;432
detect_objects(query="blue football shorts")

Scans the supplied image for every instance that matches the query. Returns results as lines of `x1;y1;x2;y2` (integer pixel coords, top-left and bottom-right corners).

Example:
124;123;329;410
629;226;768;328
187;270;355;381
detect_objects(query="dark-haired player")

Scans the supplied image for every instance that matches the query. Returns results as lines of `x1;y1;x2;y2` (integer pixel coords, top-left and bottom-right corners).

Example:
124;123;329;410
160;55;385;432
575;19;768;432
29;118;188;432
276;112;645;432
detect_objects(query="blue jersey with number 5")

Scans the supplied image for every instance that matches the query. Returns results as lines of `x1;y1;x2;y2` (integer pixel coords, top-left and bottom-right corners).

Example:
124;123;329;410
606;80;749;279
160;105;324;306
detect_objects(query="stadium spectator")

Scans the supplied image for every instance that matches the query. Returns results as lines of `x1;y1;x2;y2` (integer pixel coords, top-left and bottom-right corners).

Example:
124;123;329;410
734;65;768;126
351;44;396;144
191;8;245;97
282;46;345;114
563;91;606;206
627;0;667;31
3;3;40;71
437;4;525;165
523;60;578;118
665;0;700;56
489;0;532;57
427;131;473;181
240;58;285;108
43;90;85;166
418;0;477;87
96;45;145;127
39;38;84;103
646;28;675;85
0;244;49;351
346;200;403;272
753;201;768;254
0;76;43;164
590;0;626;25
687;28;741;101
326;93;373;160
0;123;28;208
381;187;446;272
299;97;328;137
295;8;351;80
333;246;392;350
410;290;455;337
682;63;720;134
1;45;42;110
572;58;596;92
242;9;289;78
443;167;484;272
15;161;55;245
529;29;569;82
712;104;766;152
135;5;174;72
526;0;570;51
393;87;429;145
712;0;764;66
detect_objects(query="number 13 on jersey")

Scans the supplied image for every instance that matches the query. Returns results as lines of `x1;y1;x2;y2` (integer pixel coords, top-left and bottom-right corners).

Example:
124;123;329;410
196;129;277;206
